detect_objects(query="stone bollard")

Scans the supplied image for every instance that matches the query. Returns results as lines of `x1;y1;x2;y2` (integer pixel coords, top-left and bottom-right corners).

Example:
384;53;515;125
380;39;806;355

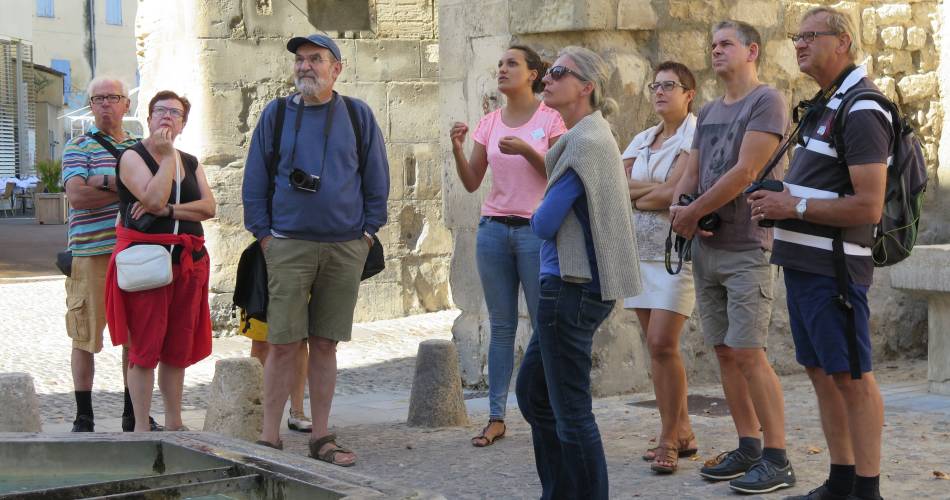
0;373;42;432
202;358;263;441
407;340;469;427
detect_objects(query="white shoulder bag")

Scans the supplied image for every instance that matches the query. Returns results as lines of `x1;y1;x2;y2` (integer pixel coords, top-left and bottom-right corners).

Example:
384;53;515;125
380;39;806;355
116;151;181;292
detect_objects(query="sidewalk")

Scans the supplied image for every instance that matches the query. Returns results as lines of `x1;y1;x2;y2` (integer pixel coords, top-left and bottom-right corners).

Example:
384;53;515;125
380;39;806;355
3;275;948;498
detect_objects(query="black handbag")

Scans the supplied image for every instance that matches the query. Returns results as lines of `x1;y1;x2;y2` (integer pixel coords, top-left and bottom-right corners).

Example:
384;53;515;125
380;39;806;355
233;240;269;322
361;234;385;280
56;250;72;277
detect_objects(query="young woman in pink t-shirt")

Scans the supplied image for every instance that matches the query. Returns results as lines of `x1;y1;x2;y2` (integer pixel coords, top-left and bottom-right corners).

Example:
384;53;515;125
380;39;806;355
449;45;566;448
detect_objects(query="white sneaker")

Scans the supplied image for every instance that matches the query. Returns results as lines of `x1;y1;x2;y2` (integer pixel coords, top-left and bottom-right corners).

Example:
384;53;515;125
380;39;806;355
287;410;312;432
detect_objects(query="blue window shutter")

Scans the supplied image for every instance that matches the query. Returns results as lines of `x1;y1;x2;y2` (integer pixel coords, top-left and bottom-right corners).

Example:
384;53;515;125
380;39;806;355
50;59;70;101
36;0;54;17
106;0;122;25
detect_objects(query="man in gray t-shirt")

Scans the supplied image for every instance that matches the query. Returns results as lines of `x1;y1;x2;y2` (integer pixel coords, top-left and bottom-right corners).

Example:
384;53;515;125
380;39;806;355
671;20;794;494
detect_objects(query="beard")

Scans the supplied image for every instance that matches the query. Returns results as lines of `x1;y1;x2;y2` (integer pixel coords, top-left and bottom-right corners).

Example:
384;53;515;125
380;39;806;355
294;73;328;98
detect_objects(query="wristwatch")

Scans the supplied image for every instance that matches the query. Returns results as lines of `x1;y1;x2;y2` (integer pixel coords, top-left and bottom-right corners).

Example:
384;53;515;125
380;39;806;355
795;198;808;220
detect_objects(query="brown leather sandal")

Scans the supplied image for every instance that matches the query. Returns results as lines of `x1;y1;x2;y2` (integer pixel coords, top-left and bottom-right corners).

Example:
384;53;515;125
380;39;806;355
309;434;356;467
641;432;697;461
650;445;679;474
471;419;506;447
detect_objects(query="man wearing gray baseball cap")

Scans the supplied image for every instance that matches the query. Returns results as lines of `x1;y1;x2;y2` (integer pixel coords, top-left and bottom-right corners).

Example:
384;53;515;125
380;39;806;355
242;33;390;466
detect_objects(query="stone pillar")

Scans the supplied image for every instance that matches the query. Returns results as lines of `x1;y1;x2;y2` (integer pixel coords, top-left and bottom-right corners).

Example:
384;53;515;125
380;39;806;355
407;340;469;427
202;358;264;441
0;373;42;432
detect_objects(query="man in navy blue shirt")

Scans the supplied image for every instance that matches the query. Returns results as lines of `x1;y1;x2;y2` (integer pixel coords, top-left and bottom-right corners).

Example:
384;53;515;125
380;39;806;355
242;34;389;466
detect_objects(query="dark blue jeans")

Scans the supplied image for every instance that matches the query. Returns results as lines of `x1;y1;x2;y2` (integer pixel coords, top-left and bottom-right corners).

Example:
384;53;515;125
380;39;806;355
516;275;615;500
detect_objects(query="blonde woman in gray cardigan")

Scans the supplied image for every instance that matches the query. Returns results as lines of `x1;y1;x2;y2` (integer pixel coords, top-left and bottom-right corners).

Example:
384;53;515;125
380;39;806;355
515;46;641;500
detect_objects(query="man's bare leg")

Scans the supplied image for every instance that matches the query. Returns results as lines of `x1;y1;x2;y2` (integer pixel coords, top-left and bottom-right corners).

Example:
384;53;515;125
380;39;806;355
732;348;785;450
308;337;354;465
258;341;299;445
714;345;762;440
832;371;883;477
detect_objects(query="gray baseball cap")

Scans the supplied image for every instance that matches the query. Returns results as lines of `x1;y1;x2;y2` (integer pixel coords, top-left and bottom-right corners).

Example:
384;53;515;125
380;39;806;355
287;33;341;61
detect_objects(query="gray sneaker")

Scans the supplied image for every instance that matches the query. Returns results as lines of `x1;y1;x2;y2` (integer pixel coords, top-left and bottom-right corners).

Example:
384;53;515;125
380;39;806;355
730;459;797;494
699;449;760;481
784;484;849;500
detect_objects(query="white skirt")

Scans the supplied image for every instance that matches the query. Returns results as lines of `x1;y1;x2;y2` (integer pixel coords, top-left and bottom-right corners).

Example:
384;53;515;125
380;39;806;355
623;261;695;317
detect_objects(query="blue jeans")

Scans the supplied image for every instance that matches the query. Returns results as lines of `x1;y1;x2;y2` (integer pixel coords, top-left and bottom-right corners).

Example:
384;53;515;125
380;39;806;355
476;217;542;419
515;276;614;500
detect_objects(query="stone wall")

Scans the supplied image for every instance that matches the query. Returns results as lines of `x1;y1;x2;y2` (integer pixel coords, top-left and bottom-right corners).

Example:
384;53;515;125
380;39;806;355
135;0;451;330
440;0;943;394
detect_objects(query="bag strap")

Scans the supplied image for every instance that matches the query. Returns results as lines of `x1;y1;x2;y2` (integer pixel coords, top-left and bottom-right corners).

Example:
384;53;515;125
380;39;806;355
831;229;862;380
340;95;365;175
85;131;122;160
266;97;288;224
168;151;182;255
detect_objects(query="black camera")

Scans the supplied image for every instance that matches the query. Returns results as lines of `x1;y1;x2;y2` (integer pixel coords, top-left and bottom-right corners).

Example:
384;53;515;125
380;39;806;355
289;168;321;192
677;194;721;232
744;179;784;227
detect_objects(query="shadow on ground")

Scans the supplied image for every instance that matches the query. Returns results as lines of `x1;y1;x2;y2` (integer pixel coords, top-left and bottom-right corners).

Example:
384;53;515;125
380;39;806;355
0;217;67;278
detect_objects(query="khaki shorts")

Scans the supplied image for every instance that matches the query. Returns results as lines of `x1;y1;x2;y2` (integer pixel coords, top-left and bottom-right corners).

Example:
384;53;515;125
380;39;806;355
692;240;774;349
65;254;111;353
264;237;368;344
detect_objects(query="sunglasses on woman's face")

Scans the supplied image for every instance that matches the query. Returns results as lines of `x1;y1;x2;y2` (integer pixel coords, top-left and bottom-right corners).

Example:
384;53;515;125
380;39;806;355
648;81;689;93
546;65;588;82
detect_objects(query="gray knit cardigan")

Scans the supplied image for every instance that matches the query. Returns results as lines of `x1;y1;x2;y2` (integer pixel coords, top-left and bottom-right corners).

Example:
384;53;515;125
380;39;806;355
544;110;642;301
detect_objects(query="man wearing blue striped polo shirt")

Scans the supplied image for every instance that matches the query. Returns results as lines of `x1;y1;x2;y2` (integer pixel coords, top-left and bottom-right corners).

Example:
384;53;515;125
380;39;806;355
61;77;150;433
748;7;889;500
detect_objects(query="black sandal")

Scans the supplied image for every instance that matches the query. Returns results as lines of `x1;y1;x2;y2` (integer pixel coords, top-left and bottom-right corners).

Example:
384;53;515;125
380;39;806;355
471;419;506;447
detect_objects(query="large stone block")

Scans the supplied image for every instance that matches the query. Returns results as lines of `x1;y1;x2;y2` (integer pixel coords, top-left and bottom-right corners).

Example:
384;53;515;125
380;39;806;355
905;26;928;51
898;72;938;103
203;358;263;442
728;0;779;28
0;373;41;432
194;0;244;38
875;76;898;101
389;82;440;142
374;0;436;38
659;30;709;73
876;4;913;26
670;0;721;24
333;82;389;136
783;1;822;34
422;42;440;79
407;340;469;427
590;307;651;396
861;8;878;45
611;52;650;98
880;26;905;49
354;40;422;82
617;0;657;31
877;50;913;75
354;282;409;321
509;0;614;34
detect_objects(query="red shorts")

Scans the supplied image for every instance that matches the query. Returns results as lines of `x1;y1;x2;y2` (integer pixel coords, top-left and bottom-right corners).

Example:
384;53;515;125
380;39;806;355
124;256;212;369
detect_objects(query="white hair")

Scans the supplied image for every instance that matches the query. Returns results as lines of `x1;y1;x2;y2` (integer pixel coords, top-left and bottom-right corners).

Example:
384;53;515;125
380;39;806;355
86;76;129;97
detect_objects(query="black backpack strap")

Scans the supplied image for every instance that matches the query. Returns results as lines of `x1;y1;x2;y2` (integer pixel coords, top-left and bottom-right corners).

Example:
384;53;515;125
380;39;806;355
831;230;863;380
266;97;287;222
340;95;365;175
85;131;122;160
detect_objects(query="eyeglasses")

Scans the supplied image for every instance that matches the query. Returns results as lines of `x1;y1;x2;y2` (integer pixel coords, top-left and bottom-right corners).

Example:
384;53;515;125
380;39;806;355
546;65;588;82
788;31;840;44
648;81;689;93
152;106;185;118
90;94;125;105
295;54;335;66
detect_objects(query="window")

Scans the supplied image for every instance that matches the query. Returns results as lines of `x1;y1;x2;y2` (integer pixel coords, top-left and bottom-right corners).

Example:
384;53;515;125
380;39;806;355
50;59;70;100
36;0;54;18
106;0;122;25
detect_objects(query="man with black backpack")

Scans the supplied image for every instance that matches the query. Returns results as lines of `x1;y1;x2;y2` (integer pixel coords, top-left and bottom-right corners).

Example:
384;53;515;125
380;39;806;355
242;34;389;466
61;77;161;433
748;8;894;500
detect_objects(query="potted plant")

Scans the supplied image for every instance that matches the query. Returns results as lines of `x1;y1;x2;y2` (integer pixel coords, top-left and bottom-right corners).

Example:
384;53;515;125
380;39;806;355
33;159;67;224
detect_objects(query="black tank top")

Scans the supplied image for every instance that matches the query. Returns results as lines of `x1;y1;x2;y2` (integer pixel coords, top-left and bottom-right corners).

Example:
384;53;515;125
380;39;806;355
117;141;205;262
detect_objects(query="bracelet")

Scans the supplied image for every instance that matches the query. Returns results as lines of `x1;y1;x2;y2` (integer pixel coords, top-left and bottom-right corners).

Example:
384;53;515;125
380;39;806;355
167;204;175;219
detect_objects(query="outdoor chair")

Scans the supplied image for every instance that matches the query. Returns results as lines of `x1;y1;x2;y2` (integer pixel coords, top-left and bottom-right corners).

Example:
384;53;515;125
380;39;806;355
0;182;15;217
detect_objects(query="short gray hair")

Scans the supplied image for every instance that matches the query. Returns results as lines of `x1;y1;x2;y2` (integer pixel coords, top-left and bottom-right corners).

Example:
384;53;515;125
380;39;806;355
557;46;618;116
86;76;129;97
712;20;763;64
802;7;861;61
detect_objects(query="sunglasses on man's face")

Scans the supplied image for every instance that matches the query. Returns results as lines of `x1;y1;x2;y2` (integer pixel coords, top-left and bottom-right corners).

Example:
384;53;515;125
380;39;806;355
546;65;588;82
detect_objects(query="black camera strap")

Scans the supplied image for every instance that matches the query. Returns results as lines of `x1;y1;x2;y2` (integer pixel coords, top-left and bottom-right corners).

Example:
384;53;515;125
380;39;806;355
290;92;337;181
664;223;692;275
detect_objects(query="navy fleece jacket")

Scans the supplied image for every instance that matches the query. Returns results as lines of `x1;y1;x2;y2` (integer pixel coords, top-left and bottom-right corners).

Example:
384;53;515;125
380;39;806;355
242;93;390;242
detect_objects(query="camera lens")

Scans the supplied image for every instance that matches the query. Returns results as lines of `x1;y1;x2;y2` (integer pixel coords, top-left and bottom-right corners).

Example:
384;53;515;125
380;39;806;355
290;169;307;187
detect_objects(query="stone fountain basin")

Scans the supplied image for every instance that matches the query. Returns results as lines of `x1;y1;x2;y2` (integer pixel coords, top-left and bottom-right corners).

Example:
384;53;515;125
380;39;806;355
0;432;435;499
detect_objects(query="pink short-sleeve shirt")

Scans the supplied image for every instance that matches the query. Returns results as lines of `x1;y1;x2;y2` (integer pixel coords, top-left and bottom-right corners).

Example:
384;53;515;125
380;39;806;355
471;102;567;218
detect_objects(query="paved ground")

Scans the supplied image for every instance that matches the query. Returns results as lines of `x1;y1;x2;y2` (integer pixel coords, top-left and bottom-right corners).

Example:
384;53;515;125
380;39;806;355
2;221;949;499
0;216;67;278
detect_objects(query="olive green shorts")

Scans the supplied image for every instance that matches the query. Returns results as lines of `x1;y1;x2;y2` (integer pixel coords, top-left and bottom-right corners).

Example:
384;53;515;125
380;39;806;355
263;237;368;344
